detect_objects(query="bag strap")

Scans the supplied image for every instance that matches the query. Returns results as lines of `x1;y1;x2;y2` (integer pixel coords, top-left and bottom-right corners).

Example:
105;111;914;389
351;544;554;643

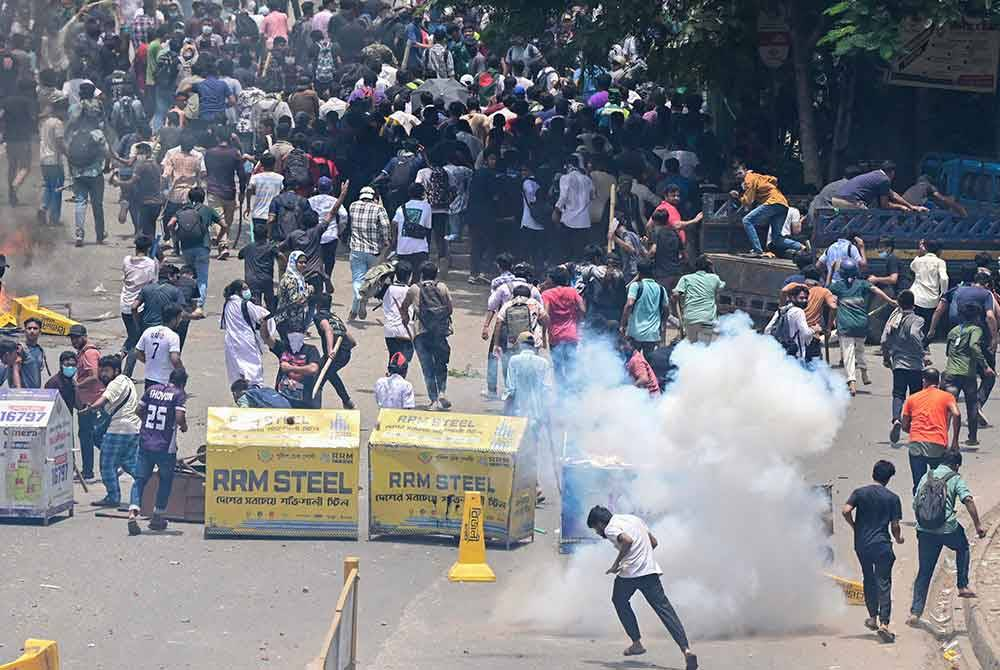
105;381;134;419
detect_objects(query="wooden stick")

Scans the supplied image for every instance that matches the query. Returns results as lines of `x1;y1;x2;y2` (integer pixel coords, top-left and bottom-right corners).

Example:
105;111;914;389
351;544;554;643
313;337;343;399
606;183;617;254
401;40;412;73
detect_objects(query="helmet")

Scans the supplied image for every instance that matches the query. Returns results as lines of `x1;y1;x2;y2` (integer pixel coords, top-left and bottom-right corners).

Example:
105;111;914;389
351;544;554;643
840;258;859;278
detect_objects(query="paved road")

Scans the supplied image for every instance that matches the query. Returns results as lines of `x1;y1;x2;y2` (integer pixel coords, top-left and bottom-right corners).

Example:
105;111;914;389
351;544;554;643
0;164;995;670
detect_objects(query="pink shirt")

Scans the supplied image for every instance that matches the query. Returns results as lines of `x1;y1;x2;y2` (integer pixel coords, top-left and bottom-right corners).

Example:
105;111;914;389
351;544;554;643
627;350;660;396
262;11;289;47
542;286;584;345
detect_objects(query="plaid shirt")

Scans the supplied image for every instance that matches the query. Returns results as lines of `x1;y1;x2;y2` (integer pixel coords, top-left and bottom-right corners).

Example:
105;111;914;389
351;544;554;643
130;13;159;48
348;199;390;255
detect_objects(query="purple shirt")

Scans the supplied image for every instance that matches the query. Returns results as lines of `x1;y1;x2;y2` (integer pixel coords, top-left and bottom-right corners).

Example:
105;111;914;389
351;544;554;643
836;170;891;206
139;383;186;453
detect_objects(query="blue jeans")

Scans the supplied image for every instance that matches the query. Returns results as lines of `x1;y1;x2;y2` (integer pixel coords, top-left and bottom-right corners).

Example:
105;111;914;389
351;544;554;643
742;203;799;255
551;341;578;389
41;165;64;225
181;246;211;307
414;332;450;402
130;448;177;512
486;344;512;394
911;527;970;617
73;175;105;242
349;250;378;314
151;88;173;132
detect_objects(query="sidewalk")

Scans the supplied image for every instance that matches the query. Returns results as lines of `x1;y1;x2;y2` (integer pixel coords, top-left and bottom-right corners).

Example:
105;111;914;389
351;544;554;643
966;505;1000;670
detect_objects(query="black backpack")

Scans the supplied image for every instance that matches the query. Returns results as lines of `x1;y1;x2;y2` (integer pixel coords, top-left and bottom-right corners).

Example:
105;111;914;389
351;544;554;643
389;154;418;190
235;12;260;40
418;281;451;336
155;48;179;87
283;148;311;188
175;205;206;247
66;129;103;168
426;167;454;209
915;469;958;530
771;305;800;356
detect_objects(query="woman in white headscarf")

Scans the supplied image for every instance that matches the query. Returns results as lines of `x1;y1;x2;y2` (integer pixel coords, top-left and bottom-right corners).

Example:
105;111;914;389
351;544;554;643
275;250;311;338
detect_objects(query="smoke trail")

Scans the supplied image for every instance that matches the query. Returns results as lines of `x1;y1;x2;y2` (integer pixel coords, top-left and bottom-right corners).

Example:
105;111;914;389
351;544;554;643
496;313;850;638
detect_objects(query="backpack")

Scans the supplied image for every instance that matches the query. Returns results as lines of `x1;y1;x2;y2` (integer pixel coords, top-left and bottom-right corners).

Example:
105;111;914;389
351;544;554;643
315;42;335;82
418;280;451;336
275;196;304;239
155;48;179;87
66;129;103;168
426;167;454;209
914;469;959;530
107;70;128;101
535;66;557;91
110;96;145;134
174;205;207;247
389;154;418;190
252;94;282;130
235;12;260;41
242;387;292;408
523;178;554;225
494;171;524;222
236;87;266;135
283;148;311;188
771;305;800;356
503;300;533;347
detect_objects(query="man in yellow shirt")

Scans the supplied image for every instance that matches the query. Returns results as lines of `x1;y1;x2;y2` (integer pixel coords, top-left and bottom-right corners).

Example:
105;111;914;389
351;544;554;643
730;160;801;258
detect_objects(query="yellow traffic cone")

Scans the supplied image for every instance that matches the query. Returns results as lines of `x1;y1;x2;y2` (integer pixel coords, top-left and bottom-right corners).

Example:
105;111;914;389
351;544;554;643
448;491;496;582
0;639;60;669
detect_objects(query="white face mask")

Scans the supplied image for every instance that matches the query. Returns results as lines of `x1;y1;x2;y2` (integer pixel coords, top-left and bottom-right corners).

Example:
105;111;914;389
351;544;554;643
287;333;305;353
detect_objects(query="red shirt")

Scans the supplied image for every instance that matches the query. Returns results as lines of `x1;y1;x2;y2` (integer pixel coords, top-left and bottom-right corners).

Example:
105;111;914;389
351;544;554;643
653;201;685;244
542;286;585;345
626;350;660;395
75;344;105;407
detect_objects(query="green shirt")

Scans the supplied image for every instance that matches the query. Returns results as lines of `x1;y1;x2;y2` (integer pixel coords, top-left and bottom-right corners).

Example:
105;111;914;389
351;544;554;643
830;278;873;338
626;279;667;342
674;270;725;326
945;323;987;378
914;464;972;535
146;40;161;86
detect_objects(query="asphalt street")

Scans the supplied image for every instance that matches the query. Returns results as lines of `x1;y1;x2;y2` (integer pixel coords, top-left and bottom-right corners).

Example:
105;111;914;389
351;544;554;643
0;164;996;670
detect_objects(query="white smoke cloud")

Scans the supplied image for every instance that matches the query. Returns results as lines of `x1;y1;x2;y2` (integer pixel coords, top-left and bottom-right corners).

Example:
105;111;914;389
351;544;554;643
497;313;851;639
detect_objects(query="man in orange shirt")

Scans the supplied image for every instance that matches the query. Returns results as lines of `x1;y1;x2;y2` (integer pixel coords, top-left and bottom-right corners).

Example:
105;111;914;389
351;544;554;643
901;367;961;493
730;160;792;257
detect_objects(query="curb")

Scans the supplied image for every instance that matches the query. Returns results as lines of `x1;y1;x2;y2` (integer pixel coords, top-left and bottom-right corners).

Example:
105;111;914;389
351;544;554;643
965;506;1000;670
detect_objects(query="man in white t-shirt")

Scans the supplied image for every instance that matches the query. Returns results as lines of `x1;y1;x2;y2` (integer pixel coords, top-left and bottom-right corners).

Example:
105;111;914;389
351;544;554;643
383;262;414;364
247;153;284;236
136;304;183;388
80;355;141;508
393;182;433;272
588;506;698;668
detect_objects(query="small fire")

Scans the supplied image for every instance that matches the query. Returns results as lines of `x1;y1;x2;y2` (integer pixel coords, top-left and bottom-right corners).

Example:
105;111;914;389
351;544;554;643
0;226;34;265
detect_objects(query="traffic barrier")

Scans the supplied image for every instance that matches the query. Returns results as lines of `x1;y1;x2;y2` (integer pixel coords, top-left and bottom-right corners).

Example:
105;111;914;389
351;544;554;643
824;573;865;606
0;639;60;670
308;558;360;670
448;491;496;583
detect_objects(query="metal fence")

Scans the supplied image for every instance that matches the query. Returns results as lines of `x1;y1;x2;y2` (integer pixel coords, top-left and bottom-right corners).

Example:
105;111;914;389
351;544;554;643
309;557;359;670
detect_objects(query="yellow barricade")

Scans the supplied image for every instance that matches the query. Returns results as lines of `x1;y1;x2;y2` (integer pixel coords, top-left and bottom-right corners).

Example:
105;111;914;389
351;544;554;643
0;639;60;670
824;573;865;606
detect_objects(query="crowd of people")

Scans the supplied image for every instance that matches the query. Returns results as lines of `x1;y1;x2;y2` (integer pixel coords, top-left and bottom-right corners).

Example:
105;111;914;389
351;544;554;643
0;0;994;661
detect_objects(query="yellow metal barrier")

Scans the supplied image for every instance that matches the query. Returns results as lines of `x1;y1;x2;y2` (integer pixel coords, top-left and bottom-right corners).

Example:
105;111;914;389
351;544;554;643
309;558;360;670
0;639;60;670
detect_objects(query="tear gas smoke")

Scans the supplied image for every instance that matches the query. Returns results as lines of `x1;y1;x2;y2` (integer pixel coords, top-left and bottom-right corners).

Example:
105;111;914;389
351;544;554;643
496;314;850;638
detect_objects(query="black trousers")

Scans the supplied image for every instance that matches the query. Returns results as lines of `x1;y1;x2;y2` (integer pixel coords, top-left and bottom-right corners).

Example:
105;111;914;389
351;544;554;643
943;374;979;441
856;546;895;625
469;215;497;277
431;212;449;260
612;574;690;650
915;305;936;341
319;348;352;405
519;227;548;279
892;368;923;422
980;349;996;408
386;337;414;365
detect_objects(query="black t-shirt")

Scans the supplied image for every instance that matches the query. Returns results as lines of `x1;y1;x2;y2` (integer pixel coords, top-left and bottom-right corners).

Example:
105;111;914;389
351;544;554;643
652;225;682;278
270;341;322;409
882;252;911;292
173;277;199;309
239;241;280;288
846;484;902;552
2;95;34;138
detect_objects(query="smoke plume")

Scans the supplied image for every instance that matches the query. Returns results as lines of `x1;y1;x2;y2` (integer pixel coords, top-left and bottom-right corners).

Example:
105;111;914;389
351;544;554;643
497;314;850;639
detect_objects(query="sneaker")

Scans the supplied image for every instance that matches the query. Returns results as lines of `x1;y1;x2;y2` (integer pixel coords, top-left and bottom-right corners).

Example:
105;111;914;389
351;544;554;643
92;497;119;507
468;274;479;285
437;395;452;410
343;399;356;410
444;234;458;242
357;301;367;320
861;368;872;385
348;310;357;321
966;438;980;447
743;249;763;258
426;400;441;411
148;513;167;531
905;615;920;627
74;239;84;248
481;390;500;401
127;518;141;536
877;625;895;643
864;617;878;631
889;420;901;444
